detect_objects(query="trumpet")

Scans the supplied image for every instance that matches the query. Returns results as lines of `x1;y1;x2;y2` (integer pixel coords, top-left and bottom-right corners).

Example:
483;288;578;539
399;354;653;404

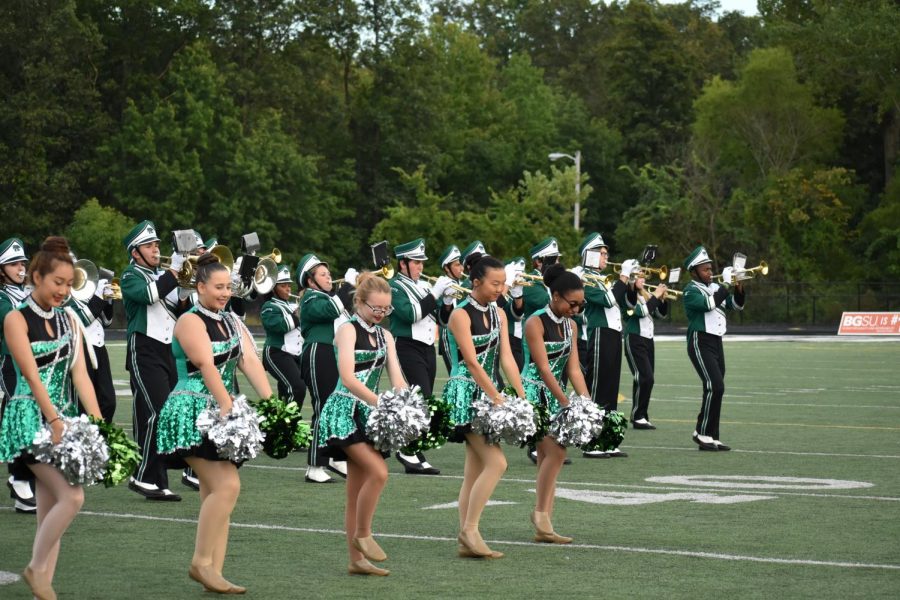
512;272;541;287
333;264;395;286
163;246;235;288
422;275;471;298
642;282;683;301
259;248;282;264
642;265;668;281
713;260;769;283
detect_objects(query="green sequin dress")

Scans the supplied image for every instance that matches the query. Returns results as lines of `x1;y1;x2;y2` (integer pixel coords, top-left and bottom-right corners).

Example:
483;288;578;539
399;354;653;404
441;298;501;442
156;306;242;463
0;300;79;479
521;307;573;419
316;318;386;460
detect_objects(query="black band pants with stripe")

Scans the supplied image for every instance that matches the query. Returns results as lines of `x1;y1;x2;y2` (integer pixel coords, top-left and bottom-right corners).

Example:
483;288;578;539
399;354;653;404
687;331;726;439
624;334;655;422
128;334;177;488
263;346;307;408
585;327;623;412
302;343;338;467
395;337;436;397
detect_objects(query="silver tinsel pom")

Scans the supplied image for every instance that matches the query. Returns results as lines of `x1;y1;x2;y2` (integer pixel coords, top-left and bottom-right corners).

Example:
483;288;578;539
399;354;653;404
471;392;536;445
31;415;109;485
365;385;430;453
196;394;265;462
549;393;605;447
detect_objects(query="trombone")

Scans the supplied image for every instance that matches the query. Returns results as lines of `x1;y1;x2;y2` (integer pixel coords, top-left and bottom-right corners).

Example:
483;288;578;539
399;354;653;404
421;275;471;298
333;264;395;286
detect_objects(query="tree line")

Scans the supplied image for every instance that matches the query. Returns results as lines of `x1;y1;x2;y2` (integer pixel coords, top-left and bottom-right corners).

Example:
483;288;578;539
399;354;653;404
2;0;897;284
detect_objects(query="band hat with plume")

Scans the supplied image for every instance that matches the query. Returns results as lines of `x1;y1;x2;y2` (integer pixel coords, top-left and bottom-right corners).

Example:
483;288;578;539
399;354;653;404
0;238;28;265
204;236;218;250
505;256;526;267
530;237;562;260
296;253;328;289
276;265;292;284
439;245;461;268
394;238;428;261
123;220;160;252
193;231;205;250
684;245;713;271
578;232;607;257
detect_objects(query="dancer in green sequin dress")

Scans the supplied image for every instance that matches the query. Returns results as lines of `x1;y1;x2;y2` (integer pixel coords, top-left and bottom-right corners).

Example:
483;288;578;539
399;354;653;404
155;254;273;595
443;256;524;560
317;272;407;577
521;265;589;544
0;237;103;600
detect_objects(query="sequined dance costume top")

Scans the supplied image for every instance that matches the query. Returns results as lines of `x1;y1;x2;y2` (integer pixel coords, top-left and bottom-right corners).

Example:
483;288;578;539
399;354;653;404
521;307;573;418
316;318;387;448
0;297;78;462
442;297;501;430
156;305;242;455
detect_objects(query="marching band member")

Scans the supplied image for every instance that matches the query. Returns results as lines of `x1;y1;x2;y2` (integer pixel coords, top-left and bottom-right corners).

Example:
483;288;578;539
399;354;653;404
443;256;525;559
503;256;527;372
522;238;561;324
317;272;409;577
389;238;453;476
0;238;37;513
298;253;352;483
436;245;463;374
521;264;588;544
579;232;627;458
156;252;273;594
64;261;117;422
121;220;184;500
460;241;487;276
621;259;669;430
261;266;307;408
0;237;103;600
683;246;745;451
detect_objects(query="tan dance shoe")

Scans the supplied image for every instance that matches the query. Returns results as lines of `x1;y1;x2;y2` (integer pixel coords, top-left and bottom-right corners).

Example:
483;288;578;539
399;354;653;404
189;564;246;594
23;566;56;600
352;535;387;562
531;510;573;544
457;530;503;558
457;543;504;559
348;559;390;576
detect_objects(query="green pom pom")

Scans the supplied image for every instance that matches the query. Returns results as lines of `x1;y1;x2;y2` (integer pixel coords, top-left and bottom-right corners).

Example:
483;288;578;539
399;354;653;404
402;395;454;453
89;416;142;488
522;400;550;450
253;395;305;459
292;421;312;449
582;410;628;452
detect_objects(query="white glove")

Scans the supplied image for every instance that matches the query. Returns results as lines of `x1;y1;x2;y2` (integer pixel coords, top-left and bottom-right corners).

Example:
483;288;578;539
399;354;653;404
504;263;523;287
721;267;735;285
430;275;452;299
178;288;193;301
169;253;187;272
94;278;109;300
343;267;359;287
442;286;457;305
288;303;299;314
509;284;524;299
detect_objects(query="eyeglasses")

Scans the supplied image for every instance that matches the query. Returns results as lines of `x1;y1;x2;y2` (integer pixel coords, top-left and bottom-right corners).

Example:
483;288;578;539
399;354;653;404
365;302;394;316
560;296;586;312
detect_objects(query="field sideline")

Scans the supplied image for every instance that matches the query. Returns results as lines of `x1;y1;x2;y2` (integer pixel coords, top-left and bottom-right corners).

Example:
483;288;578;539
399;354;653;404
1;337;898;598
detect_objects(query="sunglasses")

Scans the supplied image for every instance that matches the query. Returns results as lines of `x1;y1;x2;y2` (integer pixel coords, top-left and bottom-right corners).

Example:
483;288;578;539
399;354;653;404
560;295;586;312
365;302;394;316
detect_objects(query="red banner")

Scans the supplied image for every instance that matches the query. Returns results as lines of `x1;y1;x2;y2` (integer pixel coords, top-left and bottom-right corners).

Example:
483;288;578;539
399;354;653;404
837;312;900;335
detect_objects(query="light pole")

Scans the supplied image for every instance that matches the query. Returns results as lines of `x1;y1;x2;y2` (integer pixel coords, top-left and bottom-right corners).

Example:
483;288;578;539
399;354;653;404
548;150;581;230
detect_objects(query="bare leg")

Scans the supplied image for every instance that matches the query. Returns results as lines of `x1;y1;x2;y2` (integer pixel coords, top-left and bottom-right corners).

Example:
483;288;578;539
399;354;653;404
344;456;364;562
460;433;507;537
28;463;84;580
344;444;388;540
458;441;484;530
535;437;566;515
185;458;240;573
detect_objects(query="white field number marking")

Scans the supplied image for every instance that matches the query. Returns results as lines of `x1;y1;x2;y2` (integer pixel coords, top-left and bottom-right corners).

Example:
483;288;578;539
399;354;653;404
423;500;518;510
544;488;775;506
646;475;874;491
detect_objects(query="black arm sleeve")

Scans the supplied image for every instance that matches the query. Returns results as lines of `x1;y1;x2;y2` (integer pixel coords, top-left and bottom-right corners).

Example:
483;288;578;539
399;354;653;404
335;283;354;309
713;287;730;306
611;280;628;306
646;296;662;314
626;287;639;307
230;296;247;318
86;295;106;318
418;294;438;315
733;287;746;305
155;270;179;299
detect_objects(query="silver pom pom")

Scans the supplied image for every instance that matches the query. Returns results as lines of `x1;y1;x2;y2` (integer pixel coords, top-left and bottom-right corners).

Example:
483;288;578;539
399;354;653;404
196;395;266;462
365;385;430;453
31;415;109;485
549;393;605;447
471;392;537;445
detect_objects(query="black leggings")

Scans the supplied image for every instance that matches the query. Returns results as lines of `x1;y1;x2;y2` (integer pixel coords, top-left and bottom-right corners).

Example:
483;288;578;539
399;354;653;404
301;342;338;467
395;337;436;397
585;327;623;412
687;331;726;439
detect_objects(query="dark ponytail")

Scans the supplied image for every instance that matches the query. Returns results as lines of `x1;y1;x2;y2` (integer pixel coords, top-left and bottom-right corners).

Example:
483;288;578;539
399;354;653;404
543;263;583;295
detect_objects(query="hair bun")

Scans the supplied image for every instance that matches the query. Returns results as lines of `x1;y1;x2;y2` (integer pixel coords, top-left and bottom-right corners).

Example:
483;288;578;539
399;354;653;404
355;271;375;288
542;263;566;287
41;236;70;255
196;252;220;267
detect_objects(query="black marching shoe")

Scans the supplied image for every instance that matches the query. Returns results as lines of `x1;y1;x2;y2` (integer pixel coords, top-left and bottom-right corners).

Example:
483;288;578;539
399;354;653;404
606;448;628;458
714;440;732;451
396;452;440;475
582;450;610;459
632;419;656;430
181;472;200;491
8;477;36;513
527;449;538;464
128;477;182;501
693;432;719;452
305;466;334;483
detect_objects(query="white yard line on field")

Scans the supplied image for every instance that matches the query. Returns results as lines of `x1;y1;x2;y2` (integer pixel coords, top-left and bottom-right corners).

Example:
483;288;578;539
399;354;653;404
6;508;895;571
